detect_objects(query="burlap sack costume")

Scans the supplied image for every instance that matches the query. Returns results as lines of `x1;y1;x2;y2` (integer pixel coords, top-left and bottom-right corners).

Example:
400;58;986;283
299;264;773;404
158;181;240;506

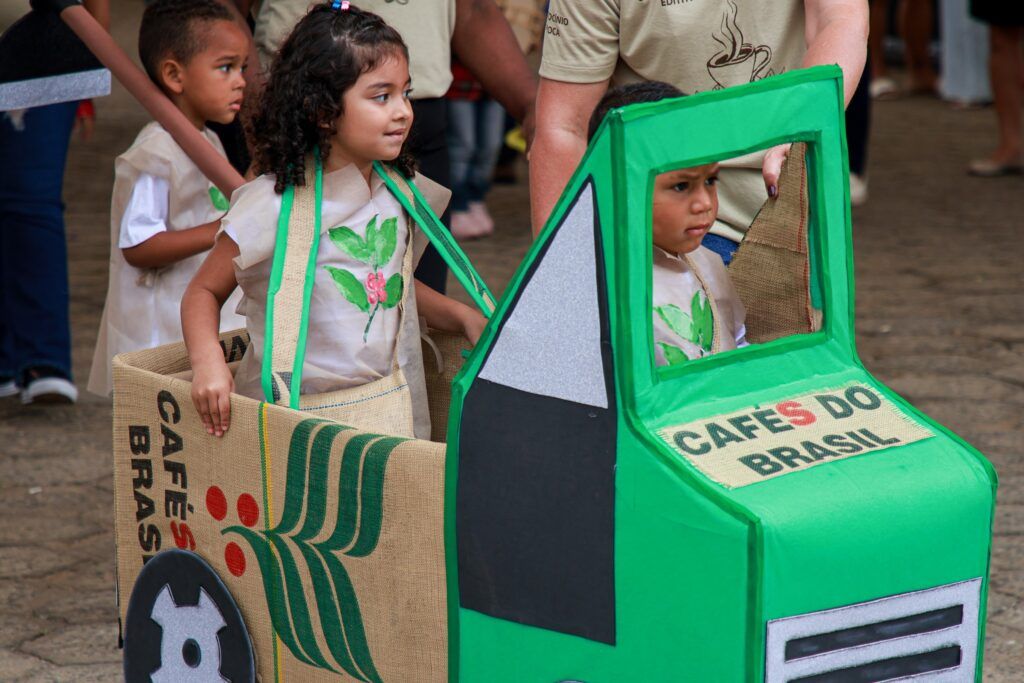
236;157;426;438
112;161;495;682
88;122;244;396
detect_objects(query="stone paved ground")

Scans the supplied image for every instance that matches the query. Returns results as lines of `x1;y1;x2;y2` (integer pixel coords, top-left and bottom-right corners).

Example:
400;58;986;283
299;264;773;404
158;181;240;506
1;1;1021;679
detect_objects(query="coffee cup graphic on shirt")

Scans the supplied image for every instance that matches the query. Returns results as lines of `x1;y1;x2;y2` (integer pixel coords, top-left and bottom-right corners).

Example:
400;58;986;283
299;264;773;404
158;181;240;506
706;1;774;90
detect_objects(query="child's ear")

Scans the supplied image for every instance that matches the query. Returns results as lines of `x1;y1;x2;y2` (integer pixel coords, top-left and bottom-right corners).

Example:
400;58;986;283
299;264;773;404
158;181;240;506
159;58;186;96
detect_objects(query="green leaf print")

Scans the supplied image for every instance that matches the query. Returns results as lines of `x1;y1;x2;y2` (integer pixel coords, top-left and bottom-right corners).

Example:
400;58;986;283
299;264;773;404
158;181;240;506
690;290;714;352
655;304;693;342
362;215;379;264
325;215;404;340
209;186;230;211
658;342;691;366
324;266;370;312
376;217;398;266
327;225;375;264
382;273;403;310
655;292;714;355
222;419;403;682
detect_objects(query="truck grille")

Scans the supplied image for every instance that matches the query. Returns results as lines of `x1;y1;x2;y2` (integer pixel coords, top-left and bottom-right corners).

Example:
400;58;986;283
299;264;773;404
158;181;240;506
765;578;981;682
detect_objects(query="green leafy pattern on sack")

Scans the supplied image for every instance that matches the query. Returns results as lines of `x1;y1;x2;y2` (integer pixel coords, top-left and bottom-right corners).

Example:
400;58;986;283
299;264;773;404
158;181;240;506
224;419;407;682
655;290;714;364
324;215;404;342
209;186;230;211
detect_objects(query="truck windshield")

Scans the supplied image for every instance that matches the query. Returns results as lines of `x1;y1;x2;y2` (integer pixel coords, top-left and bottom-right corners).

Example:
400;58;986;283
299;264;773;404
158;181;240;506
651;141;822;373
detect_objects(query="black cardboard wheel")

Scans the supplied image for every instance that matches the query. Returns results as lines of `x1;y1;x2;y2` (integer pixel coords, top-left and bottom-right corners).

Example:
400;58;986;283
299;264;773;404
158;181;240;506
123;549;254;683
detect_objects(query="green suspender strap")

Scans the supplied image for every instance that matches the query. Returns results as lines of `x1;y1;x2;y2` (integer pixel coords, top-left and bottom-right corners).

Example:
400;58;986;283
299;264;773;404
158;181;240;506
261;155;323;408
373;161;497;318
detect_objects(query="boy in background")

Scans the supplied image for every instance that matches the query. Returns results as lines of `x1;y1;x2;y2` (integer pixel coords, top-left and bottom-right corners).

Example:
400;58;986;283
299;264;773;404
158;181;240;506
88;0;247;395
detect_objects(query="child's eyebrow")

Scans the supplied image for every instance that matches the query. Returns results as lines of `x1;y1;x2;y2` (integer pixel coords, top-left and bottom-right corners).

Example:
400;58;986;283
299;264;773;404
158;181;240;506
365;79;413;91
667;164;720;178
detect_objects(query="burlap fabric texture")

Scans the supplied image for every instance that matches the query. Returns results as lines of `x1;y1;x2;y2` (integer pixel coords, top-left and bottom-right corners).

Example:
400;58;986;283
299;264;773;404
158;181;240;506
729;143;817;343
110;156;483;680
112;326;469;682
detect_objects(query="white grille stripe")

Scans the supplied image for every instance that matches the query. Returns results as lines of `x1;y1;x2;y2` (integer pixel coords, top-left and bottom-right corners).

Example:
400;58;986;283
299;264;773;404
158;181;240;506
765;578;982;683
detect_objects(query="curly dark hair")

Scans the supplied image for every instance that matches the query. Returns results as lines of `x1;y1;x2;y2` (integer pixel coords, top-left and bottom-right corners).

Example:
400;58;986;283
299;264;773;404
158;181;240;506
250;3;416;192
587;81;686;141
139;0;235;91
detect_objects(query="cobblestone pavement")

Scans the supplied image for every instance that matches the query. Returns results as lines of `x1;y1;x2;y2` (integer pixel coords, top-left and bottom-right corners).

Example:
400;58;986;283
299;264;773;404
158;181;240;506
1;3;1021;680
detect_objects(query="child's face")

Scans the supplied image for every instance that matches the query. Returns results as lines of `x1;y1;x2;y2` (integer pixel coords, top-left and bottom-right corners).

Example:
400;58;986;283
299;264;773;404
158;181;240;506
332;54;413;169
651;163;720;255
161;19;249;127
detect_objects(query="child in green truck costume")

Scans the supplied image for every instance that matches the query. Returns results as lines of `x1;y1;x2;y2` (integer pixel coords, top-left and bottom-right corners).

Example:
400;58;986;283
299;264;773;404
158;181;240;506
449;65;996;681
589;81;748;365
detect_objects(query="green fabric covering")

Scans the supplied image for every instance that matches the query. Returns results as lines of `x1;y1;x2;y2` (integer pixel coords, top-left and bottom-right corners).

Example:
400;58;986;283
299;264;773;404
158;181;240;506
444;67;996;682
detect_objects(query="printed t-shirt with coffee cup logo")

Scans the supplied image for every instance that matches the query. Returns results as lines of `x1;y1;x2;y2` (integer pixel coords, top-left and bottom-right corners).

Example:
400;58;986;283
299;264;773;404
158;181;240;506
254;0;456;99
540;0;806;243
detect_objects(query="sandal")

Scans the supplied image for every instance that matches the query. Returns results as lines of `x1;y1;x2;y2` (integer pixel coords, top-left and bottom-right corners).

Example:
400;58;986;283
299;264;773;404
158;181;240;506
967;158;1024;177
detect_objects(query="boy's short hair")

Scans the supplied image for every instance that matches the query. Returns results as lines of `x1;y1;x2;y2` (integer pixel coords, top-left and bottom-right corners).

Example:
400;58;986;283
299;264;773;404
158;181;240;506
587;81;686;141
139;0;236;89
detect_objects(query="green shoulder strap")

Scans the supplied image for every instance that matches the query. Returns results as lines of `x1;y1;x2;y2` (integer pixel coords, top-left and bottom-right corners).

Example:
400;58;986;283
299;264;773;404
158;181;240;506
261;155;323;408
373;161;496;318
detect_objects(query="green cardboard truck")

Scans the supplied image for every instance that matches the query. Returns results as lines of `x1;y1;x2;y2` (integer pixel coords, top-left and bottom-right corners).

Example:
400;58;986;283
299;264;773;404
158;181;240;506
115;66;996;682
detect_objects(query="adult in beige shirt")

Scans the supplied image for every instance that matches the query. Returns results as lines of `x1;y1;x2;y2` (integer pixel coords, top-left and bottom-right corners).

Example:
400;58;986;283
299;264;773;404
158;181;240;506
531;0;868;249
246;0;537;292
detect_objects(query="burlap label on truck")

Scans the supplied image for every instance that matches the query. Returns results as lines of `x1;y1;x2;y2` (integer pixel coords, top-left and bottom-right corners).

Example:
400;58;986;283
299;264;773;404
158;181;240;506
657;382;934;489
112;330;448;682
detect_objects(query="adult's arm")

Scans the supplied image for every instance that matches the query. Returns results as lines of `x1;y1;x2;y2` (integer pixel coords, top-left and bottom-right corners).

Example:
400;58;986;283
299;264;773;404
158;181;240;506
528;77;608;235
763;0;868;194
804;0;869;106
452;0;537;140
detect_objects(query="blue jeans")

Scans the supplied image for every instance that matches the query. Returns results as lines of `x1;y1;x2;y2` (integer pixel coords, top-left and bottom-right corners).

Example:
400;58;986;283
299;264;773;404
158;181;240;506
940;0;992;103
702;233;740;266
447;98;506;212
0;102;77;382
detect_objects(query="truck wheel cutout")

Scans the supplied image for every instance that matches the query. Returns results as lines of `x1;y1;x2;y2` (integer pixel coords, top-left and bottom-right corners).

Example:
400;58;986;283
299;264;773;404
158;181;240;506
458;179;618;644
123;549;255;683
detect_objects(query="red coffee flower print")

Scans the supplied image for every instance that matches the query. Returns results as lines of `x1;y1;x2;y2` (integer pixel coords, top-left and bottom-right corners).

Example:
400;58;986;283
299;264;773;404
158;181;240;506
365;271;387;306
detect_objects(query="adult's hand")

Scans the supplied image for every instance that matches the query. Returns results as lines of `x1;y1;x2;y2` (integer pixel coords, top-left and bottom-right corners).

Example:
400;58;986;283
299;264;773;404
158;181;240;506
529;77;608;236
452;0;537;139
762;142;793;200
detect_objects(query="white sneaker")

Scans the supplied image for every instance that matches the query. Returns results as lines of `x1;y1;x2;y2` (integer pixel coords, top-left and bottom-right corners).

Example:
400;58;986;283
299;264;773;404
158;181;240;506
450;210;485;240
849;173;869;207
0;378;18;398
467;201;495;236
21;372;77;405
870;77;900;100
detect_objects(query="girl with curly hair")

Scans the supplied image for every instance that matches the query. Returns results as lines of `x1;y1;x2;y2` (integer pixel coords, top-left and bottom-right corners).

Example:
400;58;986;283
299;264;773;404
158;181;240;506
181;2;486;439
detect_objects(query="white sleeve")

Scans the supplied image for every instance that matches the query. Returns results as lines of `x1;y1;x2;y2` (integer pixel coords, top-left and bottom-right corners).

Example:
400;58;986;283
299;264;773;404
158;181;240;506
118;173;170;249
735;324;749;348
222;220;241;246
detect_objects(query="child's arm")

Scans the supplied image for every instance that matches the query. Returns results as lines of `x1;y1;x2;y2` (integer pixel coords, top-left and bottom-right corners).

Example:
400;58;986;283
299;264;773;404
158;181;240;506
182;236;241;437
122;219;221;269
414;279;487;345
118;172;222;269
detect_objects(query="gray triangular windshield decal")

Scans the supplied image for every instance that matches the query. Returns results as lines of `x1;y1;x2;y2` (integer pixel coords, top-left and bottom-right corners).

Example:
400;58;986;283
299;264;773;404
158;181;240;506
479;181;607;408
